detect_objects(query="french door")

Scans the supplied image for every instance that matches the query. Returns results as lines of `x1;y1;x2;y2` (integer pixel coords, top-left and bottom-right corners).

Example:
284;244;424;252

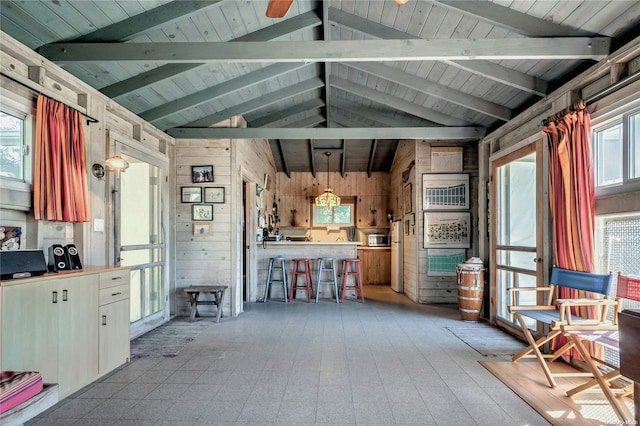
113;142;168;338
491;140;546;331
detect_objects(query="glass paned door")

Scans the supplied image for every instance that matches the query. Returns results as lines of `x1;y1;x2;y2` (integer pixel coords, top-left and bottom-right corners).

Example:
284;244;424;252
491;141;545;328
115;152;165;335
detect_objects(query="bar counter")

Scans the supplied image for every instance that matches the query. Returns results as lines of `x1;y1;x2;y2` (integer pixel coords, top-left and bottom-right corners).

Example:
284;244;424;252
256;241;361;301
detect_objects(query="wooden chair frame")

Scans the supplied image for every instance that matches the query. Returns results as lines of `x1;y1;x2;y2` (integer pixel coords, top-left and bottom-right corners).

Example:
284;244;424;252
560;272;640;424
508;267;615;389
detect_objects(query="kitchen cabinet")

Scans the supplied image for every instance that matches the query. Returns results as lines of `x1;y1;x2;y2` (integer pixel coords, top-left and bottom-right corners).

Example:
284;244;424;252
1;274;99;398
357;195;388;228
358;248;391;285
278;195;310;227
1;267;130;400
98;269;131;375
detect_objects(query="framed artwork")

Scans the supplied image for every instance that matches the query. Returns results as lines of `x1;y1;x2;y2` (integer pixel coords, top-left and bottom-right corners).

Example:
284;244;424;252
181;186;202;203
192;204;213;221
431;147;463;172
427;249;466;276
204;187;225;203
403;183;413;214
422;173;469;210
193;222;212;236
192;165;213;183
423;212;471;248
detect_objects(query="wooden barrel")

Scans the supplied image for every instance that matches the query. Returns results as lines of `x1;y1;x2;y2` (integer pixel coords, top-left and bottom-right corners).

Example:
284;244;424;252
456;265;485;322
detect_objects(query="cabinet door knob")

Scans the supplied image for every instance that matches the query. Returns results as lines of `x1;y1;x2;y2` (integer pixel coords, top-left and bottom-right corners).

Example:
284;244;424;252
63;289;68;301
102;315;107;326
52;291;58;304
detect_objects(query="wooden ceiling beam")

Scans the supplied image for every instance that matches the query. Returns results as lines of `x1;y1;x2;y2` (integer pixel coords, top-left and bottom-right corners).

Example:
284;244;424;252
341;140;346;178
276;139;290;178
281;115;326;129
181;77;324;128
367;139;378;178
347;62;511;121
167;127;486;139
99;10;322;98
331;77;472;127
427;1;592;37
328;7;549;96
321;1;332;129
73;1;222;42
309;140;316;178
39;38;610;63
332;99;436;127
250;98;325;128
140;63;310;123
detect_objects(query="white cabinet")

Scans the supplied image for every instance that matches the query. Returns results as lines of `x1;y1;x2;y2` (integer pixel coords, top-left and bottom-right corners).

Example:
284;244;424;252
1;274;98;398
0;267;130;400
98;269;130;375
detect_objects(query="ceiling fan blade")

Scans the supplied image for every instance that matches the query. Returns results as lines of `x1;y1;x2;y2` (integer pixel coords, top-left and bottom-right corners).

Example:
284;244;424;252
266;0;294;18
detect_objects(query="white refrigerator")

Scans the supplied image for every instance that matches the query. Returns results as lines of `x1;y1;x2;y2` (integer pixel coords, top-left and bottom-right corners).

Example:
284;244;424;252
391;220;403;293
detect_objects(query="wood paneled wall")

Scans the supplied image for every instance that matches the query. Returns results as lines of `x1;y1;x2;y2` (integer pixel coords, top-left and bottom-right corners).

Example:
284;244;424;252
390;140;479;304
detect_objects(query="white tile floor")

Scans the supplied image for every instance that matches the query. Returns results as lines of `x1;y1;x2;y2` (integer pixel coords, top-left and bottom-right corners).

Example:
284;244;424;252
28;286;549;425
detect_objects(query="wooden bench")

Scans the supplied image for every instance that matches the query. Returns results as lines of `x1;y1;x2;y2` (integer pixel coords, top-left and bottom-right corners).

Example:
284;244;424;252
183;285;228;323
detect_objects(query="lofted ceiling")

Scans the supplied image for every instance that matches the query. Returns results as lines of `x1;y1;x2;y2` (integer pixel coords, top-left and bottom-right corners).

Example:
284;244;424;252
1;0;639;175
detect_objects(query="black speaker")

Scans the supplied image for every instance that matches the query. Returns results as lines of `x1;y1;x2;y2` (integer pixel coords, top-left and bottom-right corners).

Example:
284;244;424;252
65;244;82;270
0;250;48;280
48;244;69;272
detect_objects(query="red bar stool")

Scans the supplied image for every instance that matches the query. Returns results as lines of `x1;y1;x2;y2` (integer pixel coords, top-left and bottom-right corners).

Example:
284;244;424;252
340;258;364;303
289;258;314;302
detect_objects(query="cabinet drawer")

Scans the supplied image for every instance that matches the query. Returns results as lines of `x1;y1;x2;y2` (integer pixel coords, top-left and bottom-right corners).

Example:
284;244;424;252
99;270;129;289
99;284;129;306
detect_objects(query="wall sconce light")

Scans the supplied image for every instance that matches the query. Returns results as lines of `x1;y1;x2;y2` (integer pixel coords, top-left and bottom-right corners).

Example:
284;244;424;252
91;155;130;180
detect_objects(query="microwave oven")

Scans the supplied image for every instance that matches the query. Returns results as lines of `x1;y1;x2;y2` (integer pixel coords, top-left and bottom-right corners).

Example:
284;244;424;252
368;234;390;247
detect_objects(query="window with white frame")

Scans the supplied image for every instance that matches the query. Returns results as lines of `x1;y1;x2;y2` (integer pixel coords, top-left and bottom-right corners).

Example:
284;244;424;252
0;110;28;181
312;202;354;227
592;106;640;190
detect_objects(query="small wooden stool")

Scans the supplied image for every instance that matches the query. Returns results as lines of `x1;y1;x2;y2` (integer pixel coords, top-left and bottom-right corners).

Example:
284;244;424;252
289;258;314;302
184;285;228;323
340;258;364;303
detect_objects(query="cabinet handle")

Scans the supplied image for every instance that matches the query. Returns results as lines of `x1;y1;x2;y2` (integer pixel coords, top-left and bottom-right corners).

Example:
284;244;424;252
102;315;107;326
111;276;122;281
63;289;68;301
111;292;122;296
52;291;58;304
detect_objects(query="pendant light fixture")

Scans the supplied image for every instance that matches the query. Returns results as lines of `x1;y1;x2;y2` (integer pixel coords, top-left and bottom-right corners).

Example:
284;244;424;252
315;152;341;207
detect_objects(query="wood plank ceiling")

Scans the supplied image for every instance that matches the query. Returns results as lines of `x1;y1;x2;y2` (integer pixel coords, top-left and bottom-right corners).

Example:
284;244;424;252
1;0;639;175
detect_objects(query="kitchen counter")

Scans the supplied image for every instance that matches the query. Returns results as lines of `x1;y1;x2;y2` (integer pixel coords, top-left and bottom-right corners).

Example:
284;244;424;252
357;246;391;250
255;241;360;302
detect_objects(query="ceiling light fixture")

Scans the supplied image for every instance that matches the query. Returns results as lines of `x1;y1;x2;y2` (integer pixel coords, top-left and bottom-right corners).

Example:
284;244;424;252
315;152;341;208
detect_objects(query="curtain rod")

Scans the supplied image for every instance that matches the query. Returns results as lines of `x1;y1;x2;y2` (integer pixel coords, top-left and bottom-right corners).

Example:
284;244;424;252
542;70;640;127
2;73;99;125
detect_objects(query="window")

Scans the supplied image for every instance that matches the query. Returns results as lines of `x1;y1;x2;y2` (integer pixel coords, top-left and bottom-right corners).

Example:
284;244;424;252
0;110;27;181
312;203;354;227
593;107;640;191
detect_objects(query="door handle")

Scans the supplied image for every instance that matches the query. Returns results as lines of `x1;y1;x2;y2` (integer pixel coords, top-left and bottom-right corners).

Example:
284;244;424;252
102;315;107;326
63;289;68;301
533;258;542;263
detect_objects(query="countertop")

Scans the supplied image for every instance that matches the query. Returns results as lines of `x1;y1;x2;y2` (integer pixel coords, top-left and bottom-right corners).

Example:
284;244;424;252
263;241;361;245
358;246;391;250
0;266;129;287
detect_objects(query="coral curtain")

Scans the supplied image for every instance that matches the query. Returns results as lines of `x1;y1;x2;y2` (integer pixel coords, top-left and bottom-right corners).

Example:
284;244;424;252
34;95;90;222
543;106;599;358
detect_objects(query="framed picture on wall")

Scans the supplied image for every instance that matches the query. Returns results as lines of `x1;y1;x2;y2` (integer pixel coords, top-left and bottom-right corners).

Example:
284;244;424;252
192;204;213;221
193;222;212;236
192;165;213;183
423;212;471;248
422;173;469;210
427;249;466;276
204;187;225;203
403;183;413;214
181;186;202;203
